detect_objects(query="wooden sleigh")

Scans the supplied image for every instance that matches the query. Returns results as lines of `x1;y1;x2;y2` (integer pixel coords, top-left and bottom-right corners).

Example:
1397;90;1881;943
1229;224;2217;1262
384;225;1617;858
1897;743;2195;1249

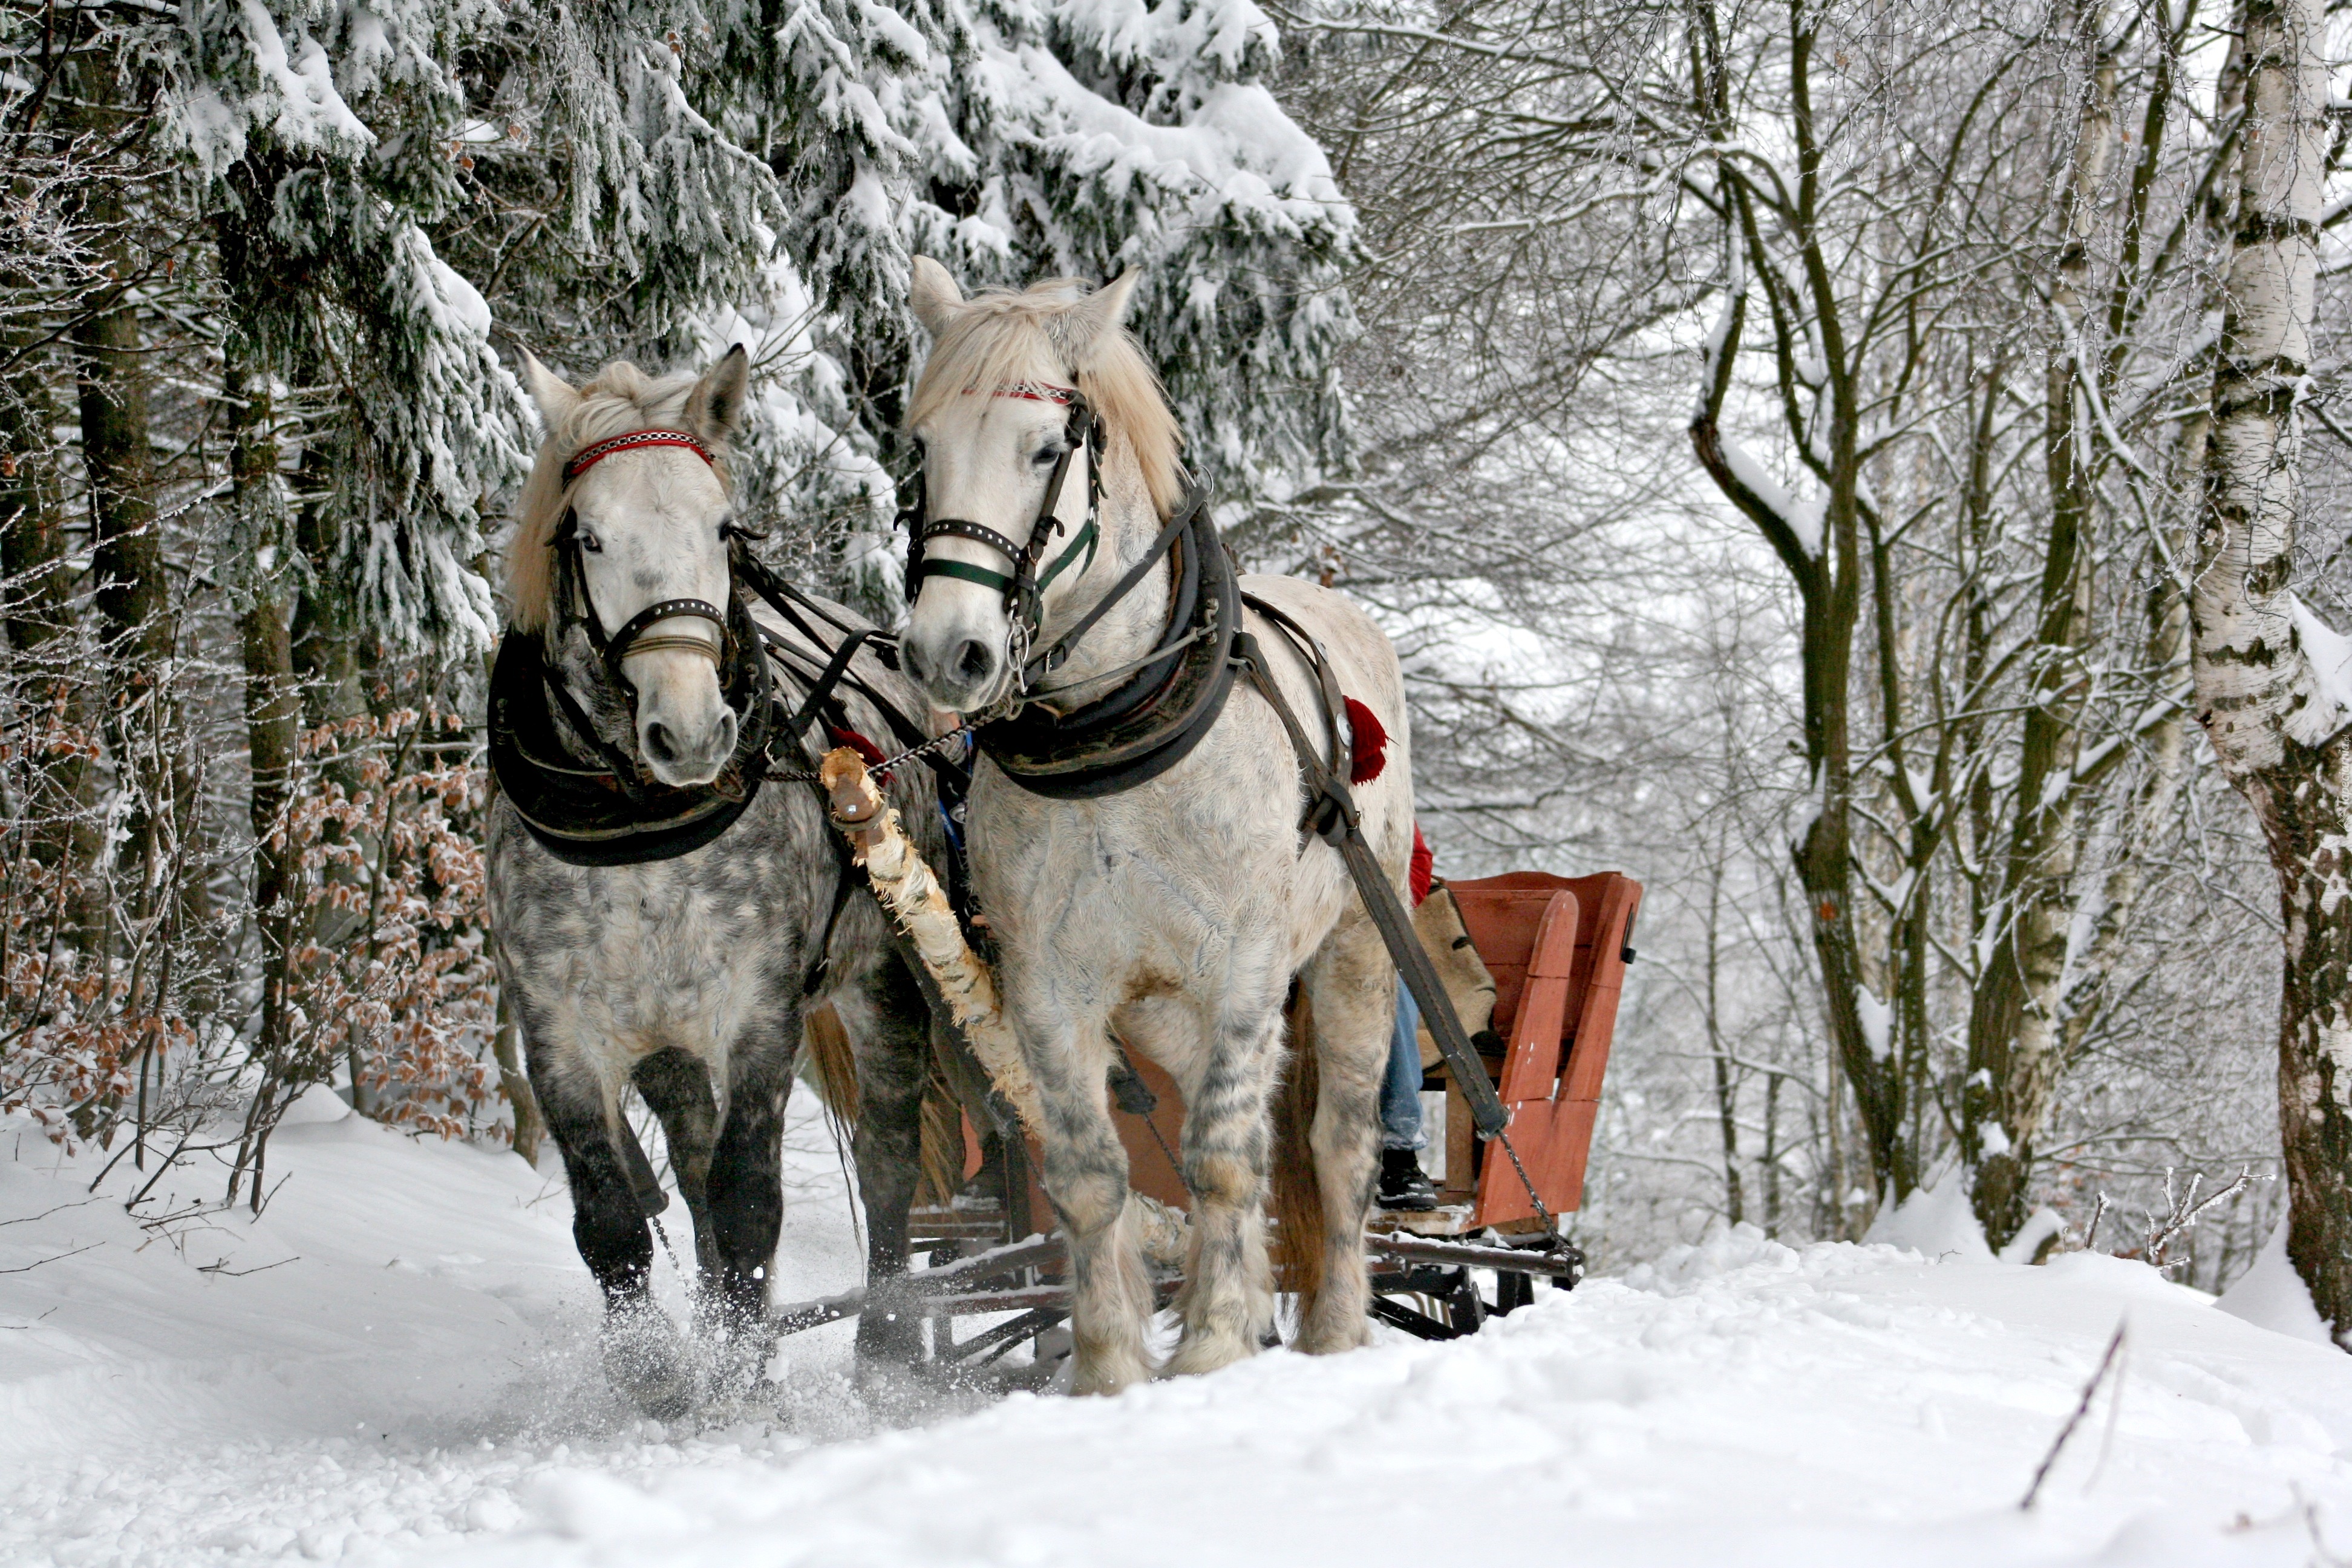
776;860;1643;1369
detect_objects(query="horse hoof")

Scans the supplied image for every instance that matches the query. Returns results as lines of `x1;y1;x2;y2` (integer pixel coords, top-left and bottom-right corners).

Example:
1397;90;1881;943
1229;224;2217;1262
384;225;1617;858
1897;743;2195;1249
1067;1349;1154;1396
603;1307;694;1419
701;1321;776;1400
853;1300;924;1367
1160;1331;1259;1379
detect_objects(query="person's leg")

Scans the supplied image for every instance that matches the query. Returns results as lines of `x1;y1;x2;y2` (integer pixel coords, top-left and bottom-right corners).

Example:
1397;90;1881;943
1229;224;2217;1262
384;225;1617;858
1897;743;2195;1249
1379;982;1425;1151
1377;981;1437;1210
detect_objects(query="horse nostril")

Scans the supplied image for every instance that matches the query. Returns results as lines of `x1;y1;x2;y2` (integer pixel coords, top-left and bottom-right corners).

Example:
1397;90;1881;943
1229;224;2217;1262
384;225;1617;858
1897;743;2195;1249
645;722;680;765
711;711;736;757
955;639;993;681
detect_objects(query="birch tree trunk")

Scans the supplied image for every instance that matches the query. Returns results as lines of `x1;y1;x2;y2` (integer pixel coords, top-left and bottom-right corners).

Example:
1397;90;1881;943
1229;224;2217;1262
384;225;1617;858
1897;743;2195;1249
1965;24;2114;1247
2189;0;2352;1345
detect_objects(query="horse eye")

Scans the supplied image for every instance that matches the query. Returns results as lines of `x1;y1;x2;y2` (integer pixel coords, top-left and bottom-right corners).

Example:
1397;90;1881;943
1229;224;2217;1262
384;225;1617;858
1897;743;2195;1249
1032;445;1062;466
580;533;603;554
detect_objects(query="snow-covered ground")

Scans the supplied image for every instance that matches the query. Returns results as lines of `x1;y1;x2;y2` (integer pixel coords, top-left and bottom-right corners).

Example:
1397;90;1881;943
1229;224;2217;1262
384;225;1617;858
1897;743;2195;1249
4;1094;2350;1568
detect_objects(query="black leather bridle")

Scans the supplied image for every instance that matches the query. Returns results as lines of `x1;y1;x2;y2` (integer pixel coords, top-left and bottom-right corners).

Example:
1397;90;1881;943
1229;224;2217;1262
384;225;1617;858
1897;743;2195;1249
525;426;777;805
551;428;742;704
901;381;1103;678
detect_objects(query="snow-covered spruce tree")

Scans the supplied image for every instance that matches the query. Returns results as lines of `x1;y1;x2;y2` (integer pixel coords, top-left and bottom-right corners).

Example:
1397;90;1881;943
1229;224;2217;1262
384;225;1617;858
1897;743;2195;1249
158;0;531;662
140;0;529;1158
904;0;1356;502
448;0;1353;607
2188;0;2352;1346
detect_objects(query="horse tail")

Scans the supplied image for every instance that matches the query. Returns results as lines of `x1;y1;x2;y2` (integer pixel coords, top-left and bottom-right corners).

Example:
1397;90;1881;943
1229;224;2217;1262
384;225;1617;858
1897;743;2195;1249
800;1002;863;1212
1269;984;1328;1330
916;1068;967;1204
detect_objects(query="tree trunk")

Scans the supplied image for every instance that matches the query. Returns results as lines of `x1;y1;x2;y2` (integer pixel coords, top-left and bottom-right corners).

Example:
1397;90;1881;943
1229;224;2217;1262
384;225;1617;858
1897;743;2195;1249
229;362;302;1104
65;72;172;933
0;350;99;902
1965;22;2114;1247
2189;0;2350;1346
1704;857;1745;1223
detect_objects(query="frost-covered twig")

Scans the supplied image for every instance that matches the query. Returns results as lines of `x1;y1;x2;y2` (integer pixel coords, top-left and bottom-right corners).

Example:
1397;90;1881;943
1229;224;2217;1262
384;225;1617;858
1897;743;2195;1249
2020;1320;2128;1510
2143;1165;2254;1271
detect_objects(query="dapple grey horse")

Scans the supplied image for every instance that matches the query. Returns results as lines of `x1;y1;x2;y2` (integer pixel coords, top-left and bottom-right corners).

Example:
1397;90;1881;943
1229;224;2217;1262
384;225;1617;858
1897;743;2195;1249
488;348;941;1414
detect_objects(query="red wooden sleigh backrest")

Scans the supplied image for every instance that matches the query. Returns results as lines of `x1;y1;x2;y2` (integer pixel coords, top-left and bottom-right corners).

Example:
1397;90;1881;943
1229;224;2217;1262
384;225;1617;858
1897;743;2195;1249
1443;871;1643;1225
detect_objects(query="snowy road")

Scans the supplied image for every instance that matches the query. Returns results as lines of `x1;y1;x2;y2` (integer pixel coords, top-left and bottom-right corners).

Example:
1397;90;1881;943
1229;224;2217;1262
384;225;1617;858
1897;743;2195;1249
4;1098;2350;1567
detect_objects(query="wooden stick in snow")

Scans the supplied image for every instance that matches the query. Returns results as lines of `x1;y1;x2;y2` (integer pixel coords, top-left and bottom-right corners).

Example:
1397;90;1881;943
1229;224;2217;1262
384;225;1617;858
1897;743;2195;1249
2019;1319;2128;1509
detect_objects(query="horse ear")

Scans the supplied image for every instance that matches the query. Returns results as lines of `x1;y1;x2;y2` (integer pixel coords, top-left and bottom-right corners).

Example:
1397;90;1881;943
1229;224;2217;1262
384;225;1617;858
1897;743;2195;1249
1054;270;1142;368
910;256;965;338
518;347;581;432
684;344;751;444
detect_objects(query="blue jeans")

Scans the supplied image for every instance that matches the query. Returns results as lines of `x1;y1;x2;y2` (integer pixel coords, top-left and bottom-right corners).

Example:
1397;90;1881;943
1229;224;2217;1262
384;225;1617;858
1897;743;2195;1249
1380;982;1426;1152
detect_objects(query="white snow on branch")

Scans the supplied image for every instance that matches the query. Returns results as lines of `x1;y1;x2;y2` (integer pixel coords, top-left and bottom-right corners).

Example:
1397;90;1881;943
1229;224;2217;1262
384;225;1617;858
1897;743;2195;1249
239;0;374;154
2287;593;2352;748
1855;984;1892;1061
1716;436;1821;554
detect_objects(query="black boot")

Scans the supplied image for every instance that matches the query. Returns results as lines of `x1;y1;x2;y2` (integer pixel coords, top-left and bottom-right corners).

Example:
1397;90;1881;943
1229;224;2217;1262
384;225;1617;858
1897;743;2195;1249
1377;1146;1438;1211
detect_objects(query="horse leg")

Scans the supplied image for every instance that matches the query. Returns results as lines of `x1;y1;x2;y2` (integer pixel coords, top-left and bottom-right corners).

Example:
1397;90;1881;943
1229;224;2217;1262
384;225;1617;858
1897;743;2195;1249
1292;918;1391;1354
838;956;929;1367
1163;984;1285;1377
696;1023;794;1393
529;1047;692;1417
1028;1010;1154;1394
631;1047;719;1281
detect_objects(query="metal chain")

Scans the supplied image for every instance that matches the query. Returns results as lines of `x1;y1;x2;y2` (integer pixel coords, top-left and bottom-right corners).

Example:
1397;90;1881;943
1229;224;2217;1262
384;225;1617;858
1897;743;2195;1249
1488;1124;1567;1249
764;720;974;784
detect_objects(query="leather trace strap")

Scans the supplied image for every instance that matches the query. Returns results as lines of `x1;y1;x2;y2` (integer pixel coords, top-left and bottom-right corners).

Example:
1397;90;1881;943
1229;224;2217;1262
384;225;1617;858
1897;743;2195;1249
1229;596;1566;1247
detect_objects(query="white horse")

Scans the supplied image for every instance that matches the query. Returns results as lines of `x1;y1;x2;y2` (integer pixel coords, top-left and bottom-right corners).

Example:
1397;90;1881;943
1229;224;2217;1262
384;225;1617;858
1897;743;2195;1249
895;262;1413;1391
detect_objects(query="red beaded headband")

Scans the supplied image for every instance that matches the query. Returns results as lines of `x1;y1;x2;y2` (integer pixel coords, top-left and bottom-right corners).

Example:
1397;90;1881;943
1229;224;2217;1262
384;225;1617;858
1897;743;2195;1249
985;381;1079;405
563;429;715;486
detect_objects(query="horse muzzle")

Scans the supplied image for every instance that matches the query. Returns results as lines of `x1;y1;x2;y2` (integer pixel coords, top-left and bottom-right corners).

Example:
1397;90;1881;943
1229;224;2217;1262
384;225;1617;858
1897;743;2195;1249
900;624;1009;715
630;647;739;786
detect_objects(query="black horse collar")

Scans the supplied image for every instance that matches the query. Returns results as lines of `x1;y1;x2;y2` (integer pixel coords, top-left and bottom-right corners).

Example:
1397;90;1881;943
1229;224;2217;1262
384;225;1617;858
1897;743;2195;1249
489;584;777;867
973;487;1238;800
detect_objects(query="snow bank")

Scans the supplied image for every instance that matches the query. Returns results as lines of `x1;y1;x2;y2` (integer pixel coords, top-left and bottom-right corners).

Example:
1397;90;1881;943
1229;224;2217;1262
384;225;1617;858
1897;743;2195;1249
2218;1217;2337;1347
7;1127;2352;1566
1864;1166;1994;1262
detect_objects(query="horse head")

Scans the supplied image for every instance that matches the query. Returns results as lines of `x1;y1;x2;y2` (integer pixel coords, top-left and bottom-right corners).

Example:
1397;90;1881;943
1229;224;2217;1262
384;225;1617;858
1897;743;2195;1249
511;345;752;788
898;259;1183;714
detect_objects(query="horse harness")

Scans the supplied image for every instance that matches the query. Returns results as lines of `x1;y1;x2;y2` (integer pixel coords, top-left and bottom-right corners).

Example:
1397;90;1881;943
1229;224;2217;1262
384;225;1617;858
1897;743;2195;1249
488;425;966;994
902;383;1240;798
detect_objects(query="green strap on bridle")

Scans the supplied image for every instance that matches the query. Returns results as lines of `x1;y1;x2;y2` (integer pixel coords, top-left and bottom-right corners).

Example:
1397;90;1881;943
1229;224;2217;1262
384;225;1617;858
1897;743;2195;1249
1035;518;1099;593
920;519;1095;598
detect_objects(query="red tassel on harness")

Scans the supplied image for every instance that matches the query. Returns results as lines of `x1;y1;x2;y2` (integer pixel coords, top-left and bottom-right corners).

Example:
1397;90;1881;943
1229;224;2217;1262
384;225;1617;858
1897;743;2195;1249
1344;697;1387;785
827;724;891;783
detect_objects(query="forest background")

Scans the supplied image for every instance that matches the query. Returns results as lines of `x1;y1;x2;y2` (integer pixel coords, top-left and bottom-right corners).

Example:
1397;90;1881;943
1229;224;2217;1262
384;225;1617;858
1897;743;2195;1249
3;0;2344;1327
